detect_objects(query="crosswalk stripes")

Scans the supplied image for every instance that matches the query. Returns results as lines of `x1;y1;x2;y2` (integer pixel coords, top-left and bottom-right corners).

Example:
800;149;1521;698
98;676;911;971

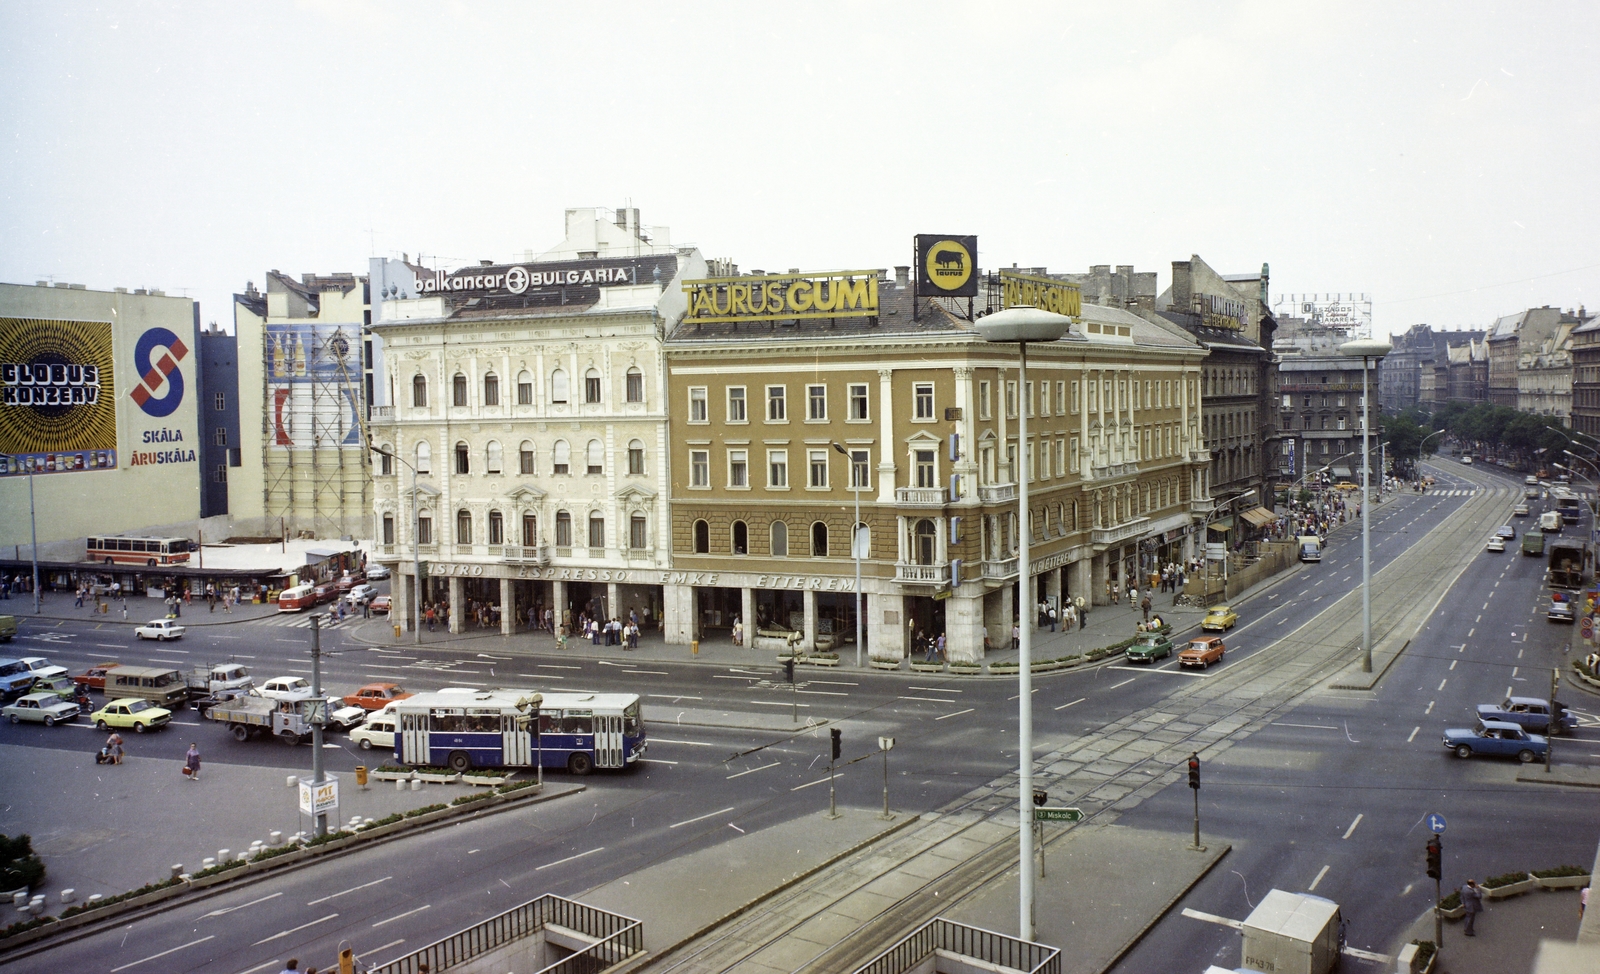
246;611;358;630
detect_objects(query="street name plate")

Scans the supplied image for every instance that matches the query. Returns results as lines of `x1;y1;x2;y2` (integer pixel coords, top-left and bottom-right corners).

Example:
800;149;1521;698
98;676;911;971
1034;807;1083;822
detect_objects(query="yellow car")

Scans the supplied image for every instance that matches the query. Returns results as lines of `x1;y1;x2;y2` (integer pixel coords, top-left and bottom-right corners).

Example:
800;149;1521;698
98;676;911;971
1201;605;1238;631
90;697;172;733
1333;481;1360;492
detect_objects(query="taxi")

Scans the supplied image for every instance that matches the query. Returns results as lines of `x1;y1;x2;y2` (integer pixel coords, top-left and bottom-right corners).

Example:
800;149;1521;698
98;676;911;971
1201;605;1238;631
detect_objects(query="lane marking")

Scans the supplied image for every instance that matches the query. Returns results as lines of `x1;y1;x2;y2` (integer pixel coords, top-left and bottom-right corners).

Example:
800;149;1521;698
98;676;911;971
199;891;282;919
749;700;809;708
640;758;679;765
647;694;704;701
1438;678;1448;691
1468;628;1476;637
357;939;406;962
535;847;604;871
1343;813;1364;839
626;669;670;676
1273;722;1338;731
1054;697;1087;711
1108;678;1136;689
909;686;960;693
110;936;217;973
900;696;960;702
796;689;850;697
670;806;736;829
1426;700;1435;715
251;912;339;945
652;738;716;746
792;773;842;791
937;708;976;720
727;761;781;779
1449;660;1457;671
1308;864;1330;891
307;875;392;905
1408;727;1420;742
810;680;859;686
713;675;760;681
372;904;430;927
538;664;581;670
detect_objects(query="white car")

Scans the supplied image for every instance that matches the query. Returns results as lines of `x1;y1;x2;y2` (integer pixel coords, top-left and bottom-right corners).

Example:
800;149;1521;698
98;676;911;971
256;676;314;701
325;703;368;732
1486;537;1506;553
134;620;186;641
18;656;68;680
349;714;396;751
346;583;378;605
365;565;391;581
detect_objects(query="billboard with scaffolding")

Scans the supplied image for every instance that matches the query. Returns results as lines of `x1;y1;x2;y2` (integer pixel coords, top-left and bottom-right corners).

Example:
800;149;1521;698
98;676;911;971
265;322;364;449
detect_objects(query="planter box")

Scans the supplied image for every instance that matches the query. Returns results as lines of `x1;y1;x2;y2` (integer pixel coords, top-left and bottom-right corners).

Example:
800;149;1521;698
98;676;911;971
869;659;902;671
1482;877;1537;900
948;666;983;677
463;775;511;787
1032;660;1062;673
909;662;945;673
989;664;1019;674
1437;904;1465;921
413;772;461;785
801;656;840;667
368;770;413;782
1534;873;1590;889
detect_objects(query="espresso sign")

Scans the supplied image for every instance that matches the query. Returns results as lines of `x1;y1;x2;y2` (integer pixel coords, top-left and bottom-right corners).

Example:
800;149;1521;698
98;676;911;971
683;270;880;324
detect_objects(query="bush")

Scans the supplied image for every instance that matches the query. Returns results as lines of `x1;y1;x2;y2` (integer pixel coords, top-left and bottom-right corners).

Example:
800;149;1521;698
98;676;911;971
1484;871;1531;889
1411;940;1436;965
1439;890;1461;911
452;791;494;806
60;876;183;918
0;915;53;940
0;834;45;891
192;858;246;879
403;803;447;819
497;779;540;794
357;813;405;832
251;844;301;863
462;768;504;778
375;764;409;774
1532;865;1589;878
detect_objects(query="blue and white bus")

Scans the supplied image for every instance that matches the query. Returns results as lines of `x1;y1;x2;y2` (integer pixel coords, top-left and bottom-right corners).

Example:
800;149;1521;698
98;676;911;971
391;689;646;775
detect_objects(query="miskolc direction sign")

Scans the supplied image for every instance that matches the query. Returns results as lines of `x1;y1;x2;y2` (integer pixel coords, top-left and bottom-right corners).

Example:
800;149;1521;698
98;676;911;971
1034;807;1083;822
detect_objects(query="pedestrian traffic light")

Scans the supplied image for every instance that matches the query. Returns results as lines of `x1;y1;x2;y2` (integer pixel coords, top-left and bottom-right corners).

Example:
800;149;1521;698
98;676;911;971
783;657;795;684
830;727;842;761
1426;836;1441;879
1187;752;1200;790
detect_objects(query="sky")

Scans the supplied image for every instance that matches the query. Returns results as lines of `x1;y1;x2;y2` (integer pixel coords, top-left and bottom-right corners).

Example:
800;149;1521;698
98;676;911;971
2;1;1597;340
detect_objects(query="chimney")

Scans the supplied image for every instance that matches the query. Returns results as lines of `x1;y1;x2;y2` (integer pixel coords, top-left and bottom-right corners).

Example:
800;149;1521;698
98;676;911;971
1171;260;1194;314
895;266;910;288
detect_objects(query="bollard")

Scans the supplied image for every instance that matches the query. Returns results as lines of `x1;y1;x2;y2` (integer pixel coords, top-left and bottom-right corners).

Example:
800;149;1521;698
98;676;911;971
269;831;283;845
396;778;405;792
691;639;699;656
394;624;402;639
60;889;75;903
348;816;362;829
11;892;26;909
171;864;184;879
87;894;103;906
217;849;230;863
287;775;297;788
28;896;45;911
202;857;216;869
410;778;421;791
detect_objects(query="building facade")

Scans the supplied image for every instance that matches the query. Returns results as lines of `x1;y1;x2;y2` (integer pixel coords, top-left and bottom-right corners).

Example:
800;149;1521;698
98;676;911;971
1272;317;1383;483
196;323;241;518
1570;317;1600;437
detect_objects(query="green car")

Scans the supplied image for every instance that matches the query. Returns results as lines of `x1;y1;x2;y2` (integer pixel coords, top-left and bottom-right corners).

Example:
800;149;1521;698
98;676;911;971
1125;633;1173;663
30;675;78;701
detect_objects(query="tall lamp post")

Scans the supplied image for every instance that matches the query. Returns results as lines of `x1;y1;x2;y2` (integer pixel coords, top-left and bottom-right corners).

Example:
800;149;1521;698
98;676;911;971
1;456;41;615
975;306;1073;942
1340;339;1391;672
371;447;423;645
832;442;864;668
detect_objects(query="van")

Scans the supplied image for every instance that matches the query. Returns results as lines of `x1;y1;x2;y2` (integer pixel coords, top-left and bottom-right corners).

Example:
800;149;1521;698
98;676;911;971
1539;511;1563;534
104;665;188;709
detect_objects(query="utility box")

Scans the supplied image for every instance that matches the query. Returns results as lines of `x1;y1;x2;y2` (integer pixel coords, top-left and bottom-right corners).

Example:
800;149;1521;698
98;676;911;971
1241;889;1341;974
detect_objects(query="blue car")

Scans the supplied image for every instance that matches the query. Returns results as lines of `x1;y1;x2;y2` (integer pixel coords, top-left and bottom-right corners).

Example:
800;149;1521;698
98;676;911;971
1475;697;1577;736
1443;719;1547;763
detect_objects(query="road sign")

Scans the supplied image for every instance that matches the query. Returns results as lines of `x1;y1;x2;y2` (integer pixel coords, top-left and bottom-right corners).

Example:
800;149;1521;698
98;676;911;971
1034;807;1083;823
1427;813;1447;834
1583;618;1594;640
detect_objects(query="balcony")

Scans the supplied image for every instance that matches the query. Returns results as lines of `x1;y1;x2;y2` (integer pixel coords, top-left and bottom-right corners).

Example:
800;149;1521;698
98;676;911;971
503;545;551;566
978;482;1017;504
895;487;948;507
1091;517;1151;546
371;405;394;420
894;562;947;585
981;556;1018;581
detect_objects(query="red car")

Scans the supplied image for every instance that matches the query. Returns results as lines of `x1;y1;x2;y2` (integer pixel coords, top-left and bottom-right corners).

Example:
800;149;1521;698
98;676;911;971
369;595;392;614
73;661;121;692
336;573;365;593
312;582;339;604
343;682;412;711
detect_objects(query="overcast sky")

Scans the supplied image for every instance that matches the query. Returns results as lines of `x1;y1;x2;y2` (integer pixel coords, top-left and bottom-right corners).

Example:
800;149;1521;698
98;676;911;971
3;1;1596;339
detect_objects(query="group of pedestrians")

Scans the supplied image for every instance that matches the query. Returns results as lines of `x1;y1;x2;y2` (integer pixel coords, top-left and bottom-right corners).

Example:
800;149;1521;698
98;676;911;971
93;733;200;781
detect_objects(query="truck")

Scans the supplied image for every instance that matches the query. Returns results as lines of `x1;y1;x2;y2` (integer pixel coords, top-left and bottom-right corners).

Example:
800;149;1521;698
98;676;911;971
1539;510;1563;534
1548;540;1589;590
1297;535;1323;562
204;695;317;744
1522;529;1545;556
184;662;253;702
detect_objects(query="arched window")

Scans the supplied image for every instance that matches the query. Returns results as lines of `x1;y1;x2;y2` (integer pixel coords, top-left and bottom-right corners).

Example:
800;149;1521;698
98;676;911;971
811;521;829;557
488;510;504;545
516;370;533;405
555;510;572;547
382;513;395;545
455;441;470;474
552;439;570;475
770;520;788;557
456;509;473;544
415;440;432;475
551;368;569;404
588;513;605;549
626;366;643;403
377;445;393;476
586;439;604;475
453;373;468;407
412;374;427;407
483;373;499;406
485;440;503;474
585;368;602;404
519;441;535;475
731;520;748;555
416;509;433;544
629;514;647;549
628;439;644;475
693;519;709;554
521;513;537;546
851;521;870;558
914;519;936;565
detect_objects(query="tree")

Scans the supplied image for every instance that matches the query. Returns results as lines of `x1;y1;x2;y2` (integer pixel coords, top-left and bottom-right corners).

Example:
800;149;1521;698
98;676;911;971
0;834;44;891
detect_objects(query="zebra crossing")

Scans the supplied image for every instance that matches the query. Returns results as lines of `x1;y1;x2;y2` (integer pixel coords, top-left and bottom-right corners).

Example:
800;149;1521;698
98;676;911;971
248;610;365;630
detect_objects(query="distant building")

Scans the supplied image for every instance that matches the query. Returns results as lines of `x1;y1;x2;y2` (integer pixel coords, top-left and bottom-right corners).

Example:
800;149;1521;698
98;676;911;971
1381;325;1486;413
1445;338;1490;405
1570;311;1600;436
196;323;241;518
1517;312;1580;423
1272;315;1383;483
1486;307;1566;410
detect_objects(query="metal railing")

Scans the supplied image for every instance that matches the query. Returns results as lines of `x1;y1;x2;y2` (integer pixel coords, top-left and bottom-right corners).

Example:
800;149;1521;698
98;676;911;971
852;917;1060;974
503;545;551;565
370;894;642;974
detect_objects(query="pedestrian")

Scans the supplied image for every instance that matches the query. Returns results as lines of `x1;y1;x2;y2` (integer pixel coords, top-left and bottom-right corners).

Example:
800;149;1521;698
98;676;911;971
731;617;744;646
935;632;946;662
74;585;84;608
1141;594;1152;623
425;606;436;632
1580;883;1588;919
1011;622;1020;651
184;742;201;781
1047;604;1057;632
362;599;370;619
1128;586;1138;610
1460;878;1483;936
279;961;299;974
106;732;124;765
120;600;128;620
1075;595;1087;629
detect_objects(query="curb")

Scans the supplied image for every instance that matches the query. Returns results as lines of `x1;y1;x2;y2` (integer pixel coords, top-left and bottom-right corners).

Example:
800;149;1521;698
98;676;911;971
1094;842;1233;974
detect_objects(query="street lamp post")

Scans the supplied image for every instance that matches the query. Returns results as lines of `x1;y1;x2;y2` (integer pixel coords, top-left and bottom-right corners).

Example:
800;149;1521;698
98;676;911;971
976;306;1073;943
1340;339;1392;673
1;456;41;615
372;447;423;645
833;442;864;668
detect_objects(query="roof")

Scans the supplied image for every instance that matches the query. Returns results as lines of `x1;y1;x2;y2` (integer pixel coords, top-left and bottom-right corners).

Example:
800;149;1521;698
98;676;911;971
1243;889;1339;941
1146;309;1267;353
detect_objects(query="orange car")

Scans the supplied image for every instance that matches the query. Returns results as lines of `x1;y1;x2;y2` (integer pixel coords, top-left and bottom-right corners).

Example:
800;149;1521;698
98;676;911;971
1178;637;1225;669
72;661;121;692
343;682;412;710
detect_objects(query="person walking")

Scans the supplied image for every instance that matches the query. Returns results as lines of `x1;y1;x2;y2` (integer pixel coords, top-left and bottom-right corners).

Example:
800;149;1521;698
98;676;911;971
1011;622;1020;651
1047;604;1057;632
935;632;947;662
1128;586;1139;610
1075;595;1087;630
184;743;201;781
1460;878;1483;936
1141;594;1152;623
74;585;85;608
425;605;436;632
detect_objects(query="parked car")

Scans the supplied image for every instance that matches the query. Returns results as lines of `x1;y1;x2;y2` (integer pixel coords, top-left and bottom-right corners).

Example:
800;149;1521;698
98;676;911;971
343;682;412;711
1125;633;1173;663
365;564;391;581
1333;481;1359;492
1442;719;1546;762
369;595;392;614
1201;606;1238;631
90;697;172;733
134;619;186;641
30;675;78;701
19;656;68;681
72;661;121;692
1485;537;1506;553
0;615;15;643
1475;697;1578;736
1548;600;1575;623
3;692;80;726
349;713;396;751
1179;637;1226;669
1513;504;1530;517
346;583;378;605
1460;456;1474;464
256;676;314;701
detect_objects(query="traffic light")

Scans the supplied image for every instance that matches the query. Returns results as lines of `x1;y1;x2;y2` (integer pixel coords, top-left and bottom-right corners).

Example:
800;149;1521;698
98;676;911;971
1187;752;1200;790
1426;837;1442;879
1032;788;1048;807
830;727;842;761
783;657;796;684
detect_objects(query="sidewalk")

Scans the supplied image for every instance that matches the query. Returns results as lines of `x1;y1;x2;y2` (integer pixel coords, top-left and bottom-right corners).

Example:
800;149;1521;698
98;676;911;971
1389;882;1589;974
5;588;283;627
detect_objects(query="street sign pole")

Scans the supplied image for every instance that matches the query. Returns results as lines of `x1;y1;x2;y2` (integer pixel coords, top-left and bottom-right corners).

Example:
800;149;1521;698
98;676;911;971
1546;667;1558;773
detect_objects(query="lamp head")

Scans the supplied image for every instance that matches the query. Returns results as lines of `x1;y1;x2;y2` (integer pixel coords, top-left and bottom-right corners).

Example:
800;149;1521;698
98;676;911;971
1339;338;1393;359
832;442;848;456
974;307;1073;344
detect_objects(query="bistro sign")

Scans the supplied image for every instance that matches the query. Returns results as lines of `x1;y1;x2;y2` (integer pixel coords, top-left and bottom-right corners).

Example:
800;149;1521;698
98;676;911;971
683;270;879;324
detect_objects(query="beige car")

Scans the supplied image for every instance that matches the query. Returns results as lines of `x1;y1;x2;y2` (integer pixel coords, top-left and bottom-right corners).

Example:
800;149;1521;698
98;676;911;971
349;714;396;751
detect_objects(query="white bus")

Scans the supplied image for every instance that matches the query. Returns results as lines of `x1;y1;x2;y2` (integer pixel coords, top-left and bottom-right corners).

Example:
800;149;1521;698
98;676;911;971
391;689;646;775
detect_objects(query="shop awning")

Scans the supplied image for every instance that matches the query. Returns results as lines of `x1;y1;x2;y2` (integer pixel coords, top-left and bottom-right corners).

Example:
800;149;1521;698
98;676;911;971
1208;517;1235;532
1329;466;1354;479
1239;507;1279;528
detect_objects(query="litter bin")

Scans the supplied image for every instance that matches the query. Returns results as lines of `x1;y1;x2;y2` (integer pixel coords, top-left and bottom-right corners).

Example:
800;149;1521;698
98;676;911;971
394;624;402;639
691;639;699;656
355;765;368;787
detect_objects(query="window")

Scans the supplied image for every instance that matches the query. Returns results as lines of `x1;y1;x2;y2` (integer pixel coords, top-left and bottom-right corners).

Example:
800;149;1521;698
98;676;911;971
630;515;647;549
1025;381;1034;418
626;367;643;403
808;449;828;488
455;442;470;474
213;464;227;483
551;368;569;404
486;441;503;474
519;441;535;475
1070;437;1080;474
522;514;537;546
586;439;604;475
488;510;504;545
416;513;432;545
767;385;786;421
588;514;605;549
555;511;572;547
628;439;644;475
914;382;934;420
914;519;936;565
585;368;602;404
915;449;936;488
690;450;709;488
456;509;473;544
552;440;570;475
849;383;869;421
412;374;428;407
378;448;392;476
728;449;748;487
768;450;788;488
808;384;827;421
415;440;431;474
692;519;709;553
213;427;228;446
1056;381;1066;415
518;371;533;405
978;380;992;420
849;449;870;490
770;521;788;556
727;386;747;422
811;521;829;557
688;387;708;423
731;520;748;555
453;373;468;407
1005;381;1017;419
214;391;226;411
382;514;394;545
484;373;499;406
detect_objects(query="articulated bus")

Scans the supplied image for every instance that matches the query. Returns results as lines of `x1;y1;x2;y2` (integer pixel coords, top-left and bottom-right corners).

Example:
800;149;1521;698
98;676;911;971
277;585;316;612
391;689;646;775
86;536;191;567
